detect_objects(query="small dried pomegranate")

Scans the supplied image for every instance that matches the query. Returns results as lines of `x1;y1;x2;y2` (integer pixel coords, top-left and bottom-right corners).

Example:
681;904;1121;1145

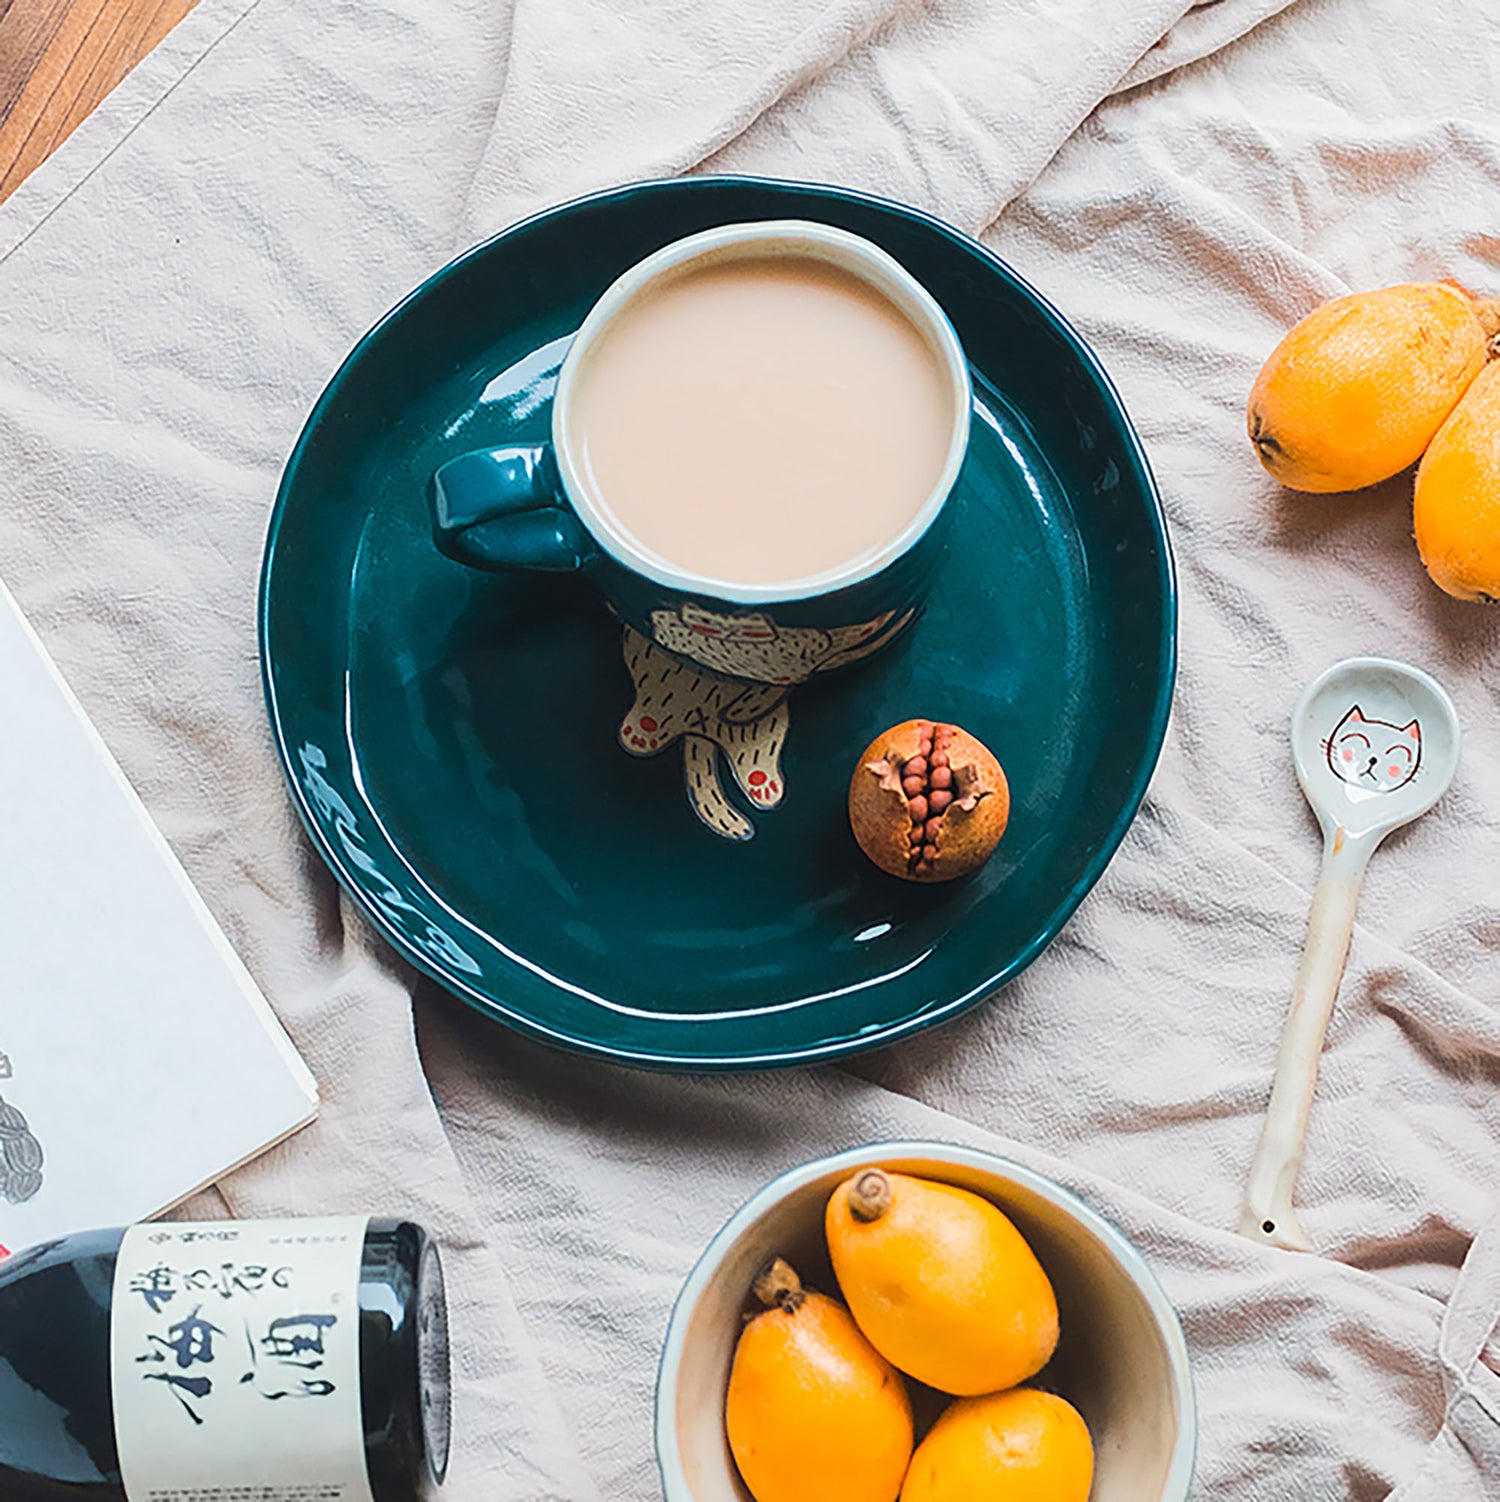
848;719;1009;883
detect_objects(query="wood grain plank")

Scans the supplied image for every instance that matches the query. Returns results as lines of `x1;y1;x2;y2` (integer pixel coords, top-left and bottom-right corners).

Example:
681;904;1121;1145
0;0;198;204
0;1;77;120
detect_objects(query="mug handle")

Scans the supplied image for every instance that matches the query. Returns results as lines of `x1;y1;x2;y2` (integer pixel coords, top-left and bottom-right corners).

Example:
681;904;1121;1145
430;446;596;572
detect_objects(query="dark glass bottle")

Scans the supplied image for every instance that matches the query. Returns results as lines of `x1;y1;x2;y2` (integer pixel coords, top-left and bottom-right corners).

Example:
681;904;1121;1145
0;1220;450;1502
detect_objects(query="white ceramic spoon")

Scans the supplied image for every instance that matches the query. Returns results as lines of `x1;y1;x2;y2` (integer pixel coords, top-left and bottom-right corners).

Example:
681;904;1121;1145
1240;657;1461;1252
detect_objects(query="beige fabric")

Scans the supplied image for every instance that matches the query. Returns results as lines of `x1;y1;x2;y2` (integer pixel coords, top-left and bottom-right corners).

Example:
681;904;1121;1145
2;0;1498;1497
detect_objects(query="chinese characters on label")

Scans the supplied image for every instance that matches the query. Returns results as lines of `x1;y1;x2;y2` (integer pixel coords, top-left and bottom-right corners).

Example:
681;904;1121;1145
110;1217;375;1502
127;1244;347;1424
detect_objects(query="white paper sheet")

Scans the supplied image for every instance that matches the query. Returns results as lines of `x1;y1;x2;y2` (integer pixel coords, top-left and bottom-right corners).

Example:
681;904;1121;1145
0;582;317;1252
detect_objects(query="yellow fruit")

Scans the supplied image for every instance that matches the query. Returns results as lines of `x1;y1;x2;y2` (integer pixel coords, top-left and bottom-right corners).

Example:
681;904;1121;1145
825;1169;1058;1396
1247;281;1490;492
725;1258;913;1502
899;1389;1094;1502
1415;361;1500;601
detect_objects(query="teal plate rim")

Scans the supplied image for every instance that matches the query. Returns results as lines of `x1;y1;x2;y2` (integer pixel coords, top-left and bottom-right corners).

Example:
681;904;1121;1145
258;174;1178;1071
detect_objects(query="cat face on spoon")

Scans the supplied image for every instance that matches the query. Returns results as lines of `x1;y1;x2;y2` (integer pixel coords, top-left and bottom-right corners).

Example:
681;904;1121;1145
1293;657;1460;843
1324;706;1421;795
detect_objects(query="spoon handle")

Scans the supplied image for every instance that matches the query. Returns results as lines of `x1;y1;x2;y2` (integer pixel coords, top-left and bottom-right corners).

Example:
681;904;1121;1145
1240;833;1370;1251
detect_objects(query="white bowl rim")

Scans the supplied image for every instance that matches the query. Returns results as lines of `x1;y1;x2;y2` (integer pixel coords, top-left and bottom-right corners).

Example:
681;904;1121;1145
655;1140;1198;1502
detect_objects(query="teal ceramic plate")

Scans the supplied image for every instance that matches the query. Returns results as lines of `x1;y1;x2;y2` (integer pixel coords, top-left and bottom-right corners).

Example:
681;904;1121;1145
260;177;1175;1070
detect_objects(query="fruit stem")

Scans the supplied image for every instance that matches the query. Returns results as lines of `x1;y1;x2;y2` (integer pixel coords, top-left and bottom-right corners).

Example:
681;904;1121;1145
1469;296;1500;358
848;1169;893;1223
751;1257;806;1313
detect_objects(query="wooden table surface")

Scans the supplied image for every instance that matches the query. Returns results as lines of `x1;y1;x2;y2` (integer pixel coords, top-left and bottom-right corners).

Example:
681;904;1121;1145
0;0;197;203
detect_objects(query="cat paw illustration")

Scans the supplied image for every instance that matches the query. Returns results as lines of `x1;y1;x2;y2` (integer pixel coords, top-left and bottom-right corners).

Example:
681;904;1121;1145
619;629;689;756
720;701;788;808
618;711;673;756
621;628;792;838
683;735;754;841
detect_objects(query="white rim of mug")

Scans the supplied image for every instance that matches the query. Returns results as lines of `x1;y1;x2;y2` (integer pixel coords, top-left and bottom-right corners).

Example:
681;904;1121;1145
552;220;974;605
653;1141;1198;1502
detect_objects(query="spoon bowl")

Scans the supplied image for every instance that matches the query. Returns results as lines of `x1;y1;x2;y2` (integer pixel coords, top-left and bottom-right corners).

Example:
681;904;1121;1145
1292;656;1461;845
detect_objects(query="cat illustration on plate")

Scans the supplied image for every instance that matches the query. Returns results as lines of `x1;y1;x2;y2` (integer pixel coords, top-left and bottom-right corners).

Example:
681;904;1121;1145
647;601;912;686
1325;706;1421;793
619;605;915;839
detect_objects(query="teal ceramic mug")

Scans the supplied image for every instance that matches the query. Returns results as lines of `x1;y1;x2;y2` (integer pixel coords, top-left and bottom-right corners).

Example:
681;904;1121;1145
430;220;972;686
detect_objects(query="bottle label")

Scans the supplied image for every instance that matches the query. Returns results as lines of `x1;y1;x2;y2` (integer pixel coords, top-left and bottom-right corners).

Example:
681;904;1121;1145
110;1217;376;1502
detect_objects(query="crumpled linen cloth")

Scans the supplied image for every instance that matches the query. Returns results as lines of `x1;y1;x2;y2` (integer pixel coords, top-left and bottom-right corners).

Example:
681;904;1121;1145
2;0;1499;1496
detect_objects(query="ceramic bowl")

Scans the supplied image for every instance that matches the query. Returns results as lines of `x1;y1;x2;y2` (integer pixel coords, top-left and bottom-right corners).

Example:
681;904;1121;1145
656;1142;1195;1501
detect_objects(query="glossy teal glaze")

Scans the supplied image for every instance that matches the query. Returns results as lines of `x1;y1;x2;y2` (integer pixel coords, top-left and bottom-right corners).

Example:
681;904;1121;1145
260;176;1176;1070
430;441;955;655
432;446;597;573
